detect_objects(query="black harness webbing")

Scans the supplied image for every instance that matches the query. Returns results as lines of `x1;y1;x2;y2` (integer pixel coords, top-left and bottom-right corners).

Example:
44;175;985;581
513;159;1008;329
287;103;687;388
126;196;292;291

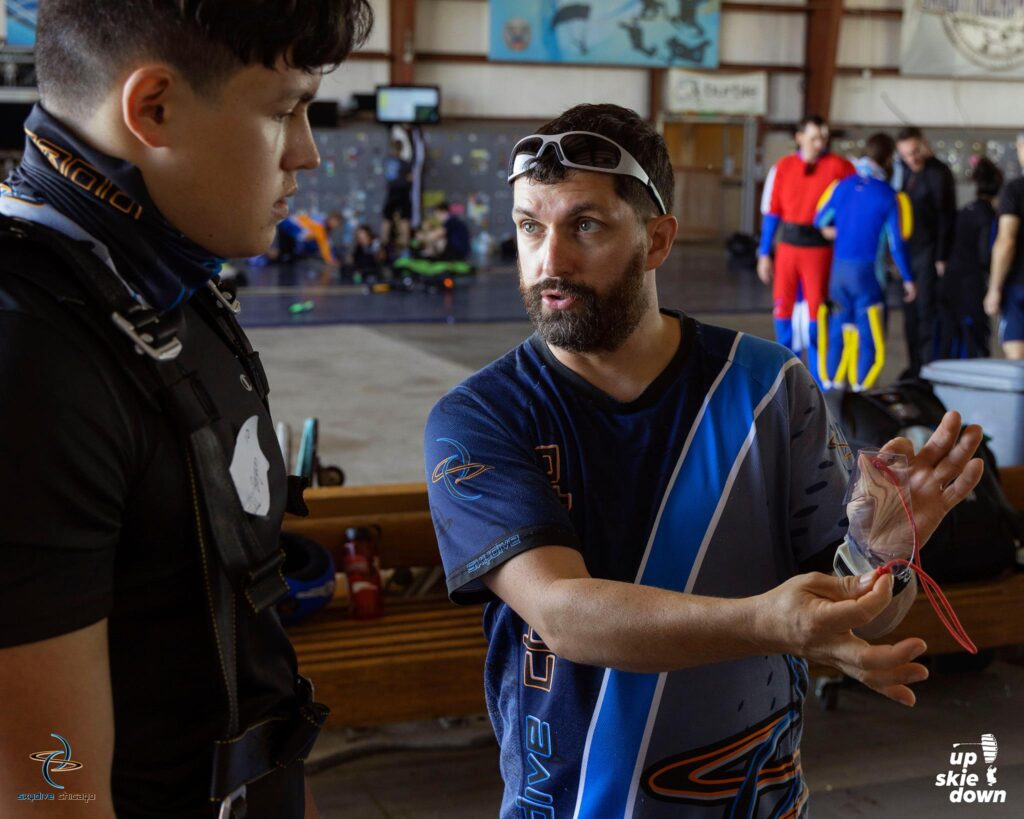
0;216;326;817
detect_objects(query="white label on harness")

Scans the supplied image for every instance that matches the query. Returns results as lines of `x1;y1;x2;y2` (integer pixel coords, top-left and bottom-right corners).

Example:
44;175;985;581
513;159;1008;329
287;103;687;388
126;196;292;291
229;415;271;517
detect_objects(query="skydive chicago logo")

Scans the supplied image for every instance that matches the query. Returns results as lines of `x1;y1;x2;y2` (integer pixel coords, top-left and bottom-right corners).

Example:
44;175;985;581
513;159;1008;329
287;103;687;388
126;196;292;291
935;733;1007;805
18;732;95;803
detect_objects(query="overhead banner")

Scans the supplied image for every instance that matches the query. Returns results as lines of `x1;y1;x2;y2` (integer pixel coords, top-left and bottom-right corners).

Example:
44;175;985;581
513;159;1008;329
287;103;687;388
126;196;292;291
666;69;766;115
901;0;1024;77
2;1;36;47
489;0;720;69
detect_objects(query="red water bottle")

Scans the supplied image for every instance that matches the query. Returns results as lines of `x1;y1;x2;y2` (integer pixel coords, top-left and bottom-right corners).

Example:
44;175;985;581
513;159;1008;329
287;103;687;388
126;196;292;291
342;526;383;619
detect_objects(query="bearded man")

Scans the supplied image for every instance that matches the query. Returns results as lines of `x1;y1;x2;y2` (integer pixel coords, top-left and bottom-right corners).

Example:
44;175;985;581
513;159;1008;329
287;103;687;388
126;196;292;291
423;104;983;819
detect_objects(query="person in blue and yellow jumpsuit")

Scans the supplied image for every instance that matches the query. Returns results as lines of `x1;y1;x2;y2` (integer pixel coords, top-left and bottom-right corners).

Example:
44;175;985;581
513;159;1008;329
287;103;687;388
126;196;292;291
814;133;917;391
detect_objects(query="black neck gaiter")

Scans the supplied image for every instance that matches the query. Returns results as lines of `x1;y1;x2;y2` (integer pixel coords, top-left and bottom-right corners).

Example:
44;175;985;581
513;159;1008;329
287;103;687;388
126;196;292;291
3;104;223;311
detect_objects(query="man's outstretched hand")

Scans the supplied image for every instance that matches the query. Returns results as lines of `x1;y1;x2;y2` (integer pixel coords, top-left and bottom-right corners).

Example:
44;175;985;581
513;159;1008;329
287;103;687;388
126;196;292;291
753;571;928;706
879;410;984;548
752;412;985;706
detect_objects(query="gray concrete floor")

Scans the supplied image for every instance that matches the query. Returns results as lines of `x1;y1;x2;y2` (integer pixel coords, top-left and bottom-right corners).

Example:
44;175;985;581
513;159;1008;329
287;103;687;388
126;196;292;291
249;311;913;487
244;255;1018;817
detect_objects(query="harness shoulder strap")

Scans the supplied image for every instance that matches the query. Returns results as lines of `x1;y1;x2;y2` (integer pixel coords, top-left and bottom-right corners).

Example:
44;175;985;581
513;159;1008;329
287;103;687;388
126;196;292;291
0;215;326;813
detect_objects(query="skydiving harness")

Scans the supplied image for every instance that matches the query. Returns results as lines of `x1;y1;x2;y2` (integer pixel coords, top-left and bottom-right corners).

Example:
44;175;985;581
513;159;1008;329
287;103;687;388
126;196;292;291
0;215;327;818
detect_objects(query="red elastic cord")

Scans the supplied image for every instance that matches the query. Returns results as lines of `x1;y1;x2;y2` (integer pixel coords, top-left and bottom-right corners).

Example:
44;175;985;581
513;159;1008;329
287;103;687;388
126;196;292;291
870;458;978;655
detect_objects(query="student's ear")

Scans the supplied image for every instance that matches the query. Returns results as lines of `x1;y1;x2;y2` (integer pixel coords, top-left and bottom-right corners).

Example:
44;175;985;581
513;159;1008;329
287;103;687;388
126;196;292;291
121;66;177;149
645;213;678;270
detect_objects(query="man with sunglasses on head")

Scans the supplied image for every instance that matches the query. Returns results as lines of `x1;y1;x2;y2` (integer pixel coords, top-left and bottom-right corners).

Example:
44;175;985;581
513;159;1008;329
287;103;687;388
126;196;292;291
425;104;983;818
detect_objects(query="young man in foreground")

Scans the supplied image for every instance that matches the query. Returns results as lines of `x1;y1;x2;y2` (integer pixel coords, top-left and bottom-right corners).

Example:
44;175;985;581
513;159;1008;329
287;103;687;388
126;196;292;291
425;104;983;818
0;1;372;816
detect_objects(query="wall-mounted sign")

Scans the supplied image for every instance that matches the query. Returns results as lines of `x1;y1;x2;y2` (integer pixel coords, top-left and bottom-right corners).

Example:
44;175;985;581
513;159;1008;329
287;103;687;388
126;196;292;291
902;0;1024;77
666;70;767;116
489;0;721;69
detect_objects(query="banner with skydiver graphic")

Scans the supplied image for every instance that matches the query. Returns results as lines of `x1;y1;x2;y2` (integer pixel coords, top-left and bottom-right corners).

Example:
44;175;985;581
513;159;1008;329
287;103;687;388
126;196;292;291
489;0;720;69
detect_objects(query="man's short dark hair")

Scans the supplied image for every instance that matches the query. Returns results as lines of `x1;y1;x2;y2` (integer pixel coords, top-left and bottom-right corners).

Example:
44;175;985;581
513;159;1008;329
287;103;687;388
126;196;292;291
524;103;674;222
865;132;896;169
972;157;1004;198
897;126;924;143
797;114;827;133
36;0;374;117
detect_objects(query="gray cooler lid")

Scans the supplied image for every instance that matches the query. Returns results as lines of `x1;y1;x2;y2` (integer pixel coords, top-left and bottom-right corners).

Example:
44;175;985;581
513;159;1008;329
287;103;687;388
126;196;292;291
922;359;1024;392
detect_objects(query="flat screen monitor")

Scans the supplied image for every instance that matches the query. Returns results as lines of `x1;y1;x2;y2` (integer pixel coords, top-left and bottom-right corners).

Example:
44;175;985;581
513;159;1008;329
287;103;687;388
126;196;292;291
375;86;441;125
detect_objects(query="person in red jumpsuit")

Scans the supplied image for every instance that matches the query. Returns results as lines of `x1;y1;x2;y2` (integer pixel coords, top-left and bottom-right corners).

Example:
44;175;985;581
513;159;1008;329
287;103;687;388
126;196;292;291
758;116;855;385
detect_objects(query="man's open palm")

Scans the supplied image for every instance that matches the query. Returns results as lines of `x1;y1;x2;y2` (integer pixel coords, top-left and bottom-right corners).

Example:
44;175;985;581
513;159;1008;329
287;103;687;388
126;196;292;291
879;411;984;549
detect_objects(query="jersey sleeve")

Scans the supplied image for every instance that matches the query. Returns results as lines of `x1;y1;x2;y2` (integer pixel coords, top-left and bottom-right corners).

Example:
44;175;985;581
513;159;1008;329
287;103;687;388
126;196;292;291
999;179;1024;220
758;164;781;256
813;180;842;229
0;312;133;646
425;389;580;605
783;363;851;567
886;192;914;282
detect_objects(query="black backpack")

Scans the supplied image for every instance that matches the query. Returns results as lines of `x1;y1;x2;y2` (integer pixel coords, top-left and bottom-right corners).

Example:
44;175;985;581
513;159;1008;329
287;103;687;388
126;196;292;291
825;380;1020;582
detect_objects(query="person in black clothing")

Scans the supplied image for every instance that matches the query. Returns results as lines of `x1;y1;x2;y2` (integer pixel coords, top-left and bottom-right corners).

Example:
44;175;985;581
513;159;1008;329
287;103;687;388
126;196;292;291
0;1;372;817
896;126;958;375
937;157;1003;359
381;137;414;249
985;133;1024;361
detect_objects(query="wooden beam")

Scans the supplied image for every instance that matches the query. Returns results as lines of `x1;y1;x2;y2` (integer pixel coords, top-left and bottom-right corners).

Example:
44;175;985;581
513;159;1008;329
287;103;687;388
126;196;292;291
649;68;666;124
844;7;903;19
722;1;808;13
389;0;416;84
803;0;844;119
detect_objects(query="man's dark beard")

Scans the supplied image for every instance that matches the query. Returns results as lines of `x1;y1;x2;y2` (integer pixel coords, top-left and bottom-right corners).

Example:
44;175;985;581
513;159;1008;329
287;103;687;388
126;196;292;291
519;248;649;353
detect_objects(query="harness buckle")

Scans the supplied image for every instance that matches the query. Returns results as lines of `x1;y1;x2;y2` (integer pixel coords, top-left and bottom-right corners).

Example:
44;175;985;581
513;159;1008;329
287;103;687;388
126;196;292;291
217;784;247;819
207;279;242;315
110;310;183;361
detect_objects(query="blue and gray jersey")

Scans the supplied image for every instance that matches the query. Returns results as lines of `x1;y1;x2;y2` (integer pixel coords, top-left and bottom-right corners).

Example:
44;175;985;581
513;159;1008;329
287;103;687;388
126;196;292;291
425;314;852;818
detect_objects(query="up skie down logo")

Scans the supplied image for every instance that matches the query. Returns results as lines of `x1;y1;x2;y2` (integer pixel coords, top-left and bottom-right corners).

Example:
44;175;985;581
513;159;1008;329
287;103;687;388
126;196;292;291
432;438;493;501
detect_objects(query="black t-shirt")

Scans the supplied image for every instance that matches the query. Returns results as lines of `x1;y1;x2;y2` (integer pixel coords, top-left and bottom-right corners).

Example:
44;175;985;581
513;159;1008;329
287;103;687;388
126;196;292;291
998;176;1024;287
0;252;304;816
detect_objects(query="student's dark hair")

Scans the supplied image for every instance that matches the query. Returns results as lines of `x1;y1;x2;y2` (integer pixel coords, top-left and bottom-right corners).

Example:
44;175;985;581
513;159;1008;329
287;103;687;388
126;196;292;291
36;0;374;117
436;202;451;212
797;114;827;133
524;103;674;221
897;126;924;143
972;157;1004;198
865;132;896;169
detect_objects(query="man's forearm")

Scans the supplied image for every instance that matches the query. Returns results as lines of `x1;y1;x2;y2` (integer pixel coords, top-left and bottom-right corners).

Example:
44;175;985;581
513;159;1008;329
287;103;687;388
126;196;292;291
535;576;762;673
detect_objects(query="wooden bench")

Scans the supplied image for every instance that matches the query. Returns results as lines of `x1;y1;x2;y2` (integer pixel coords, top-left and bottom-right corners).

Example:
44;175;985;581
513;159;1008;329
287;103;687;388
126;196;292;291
286;467;1024;728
